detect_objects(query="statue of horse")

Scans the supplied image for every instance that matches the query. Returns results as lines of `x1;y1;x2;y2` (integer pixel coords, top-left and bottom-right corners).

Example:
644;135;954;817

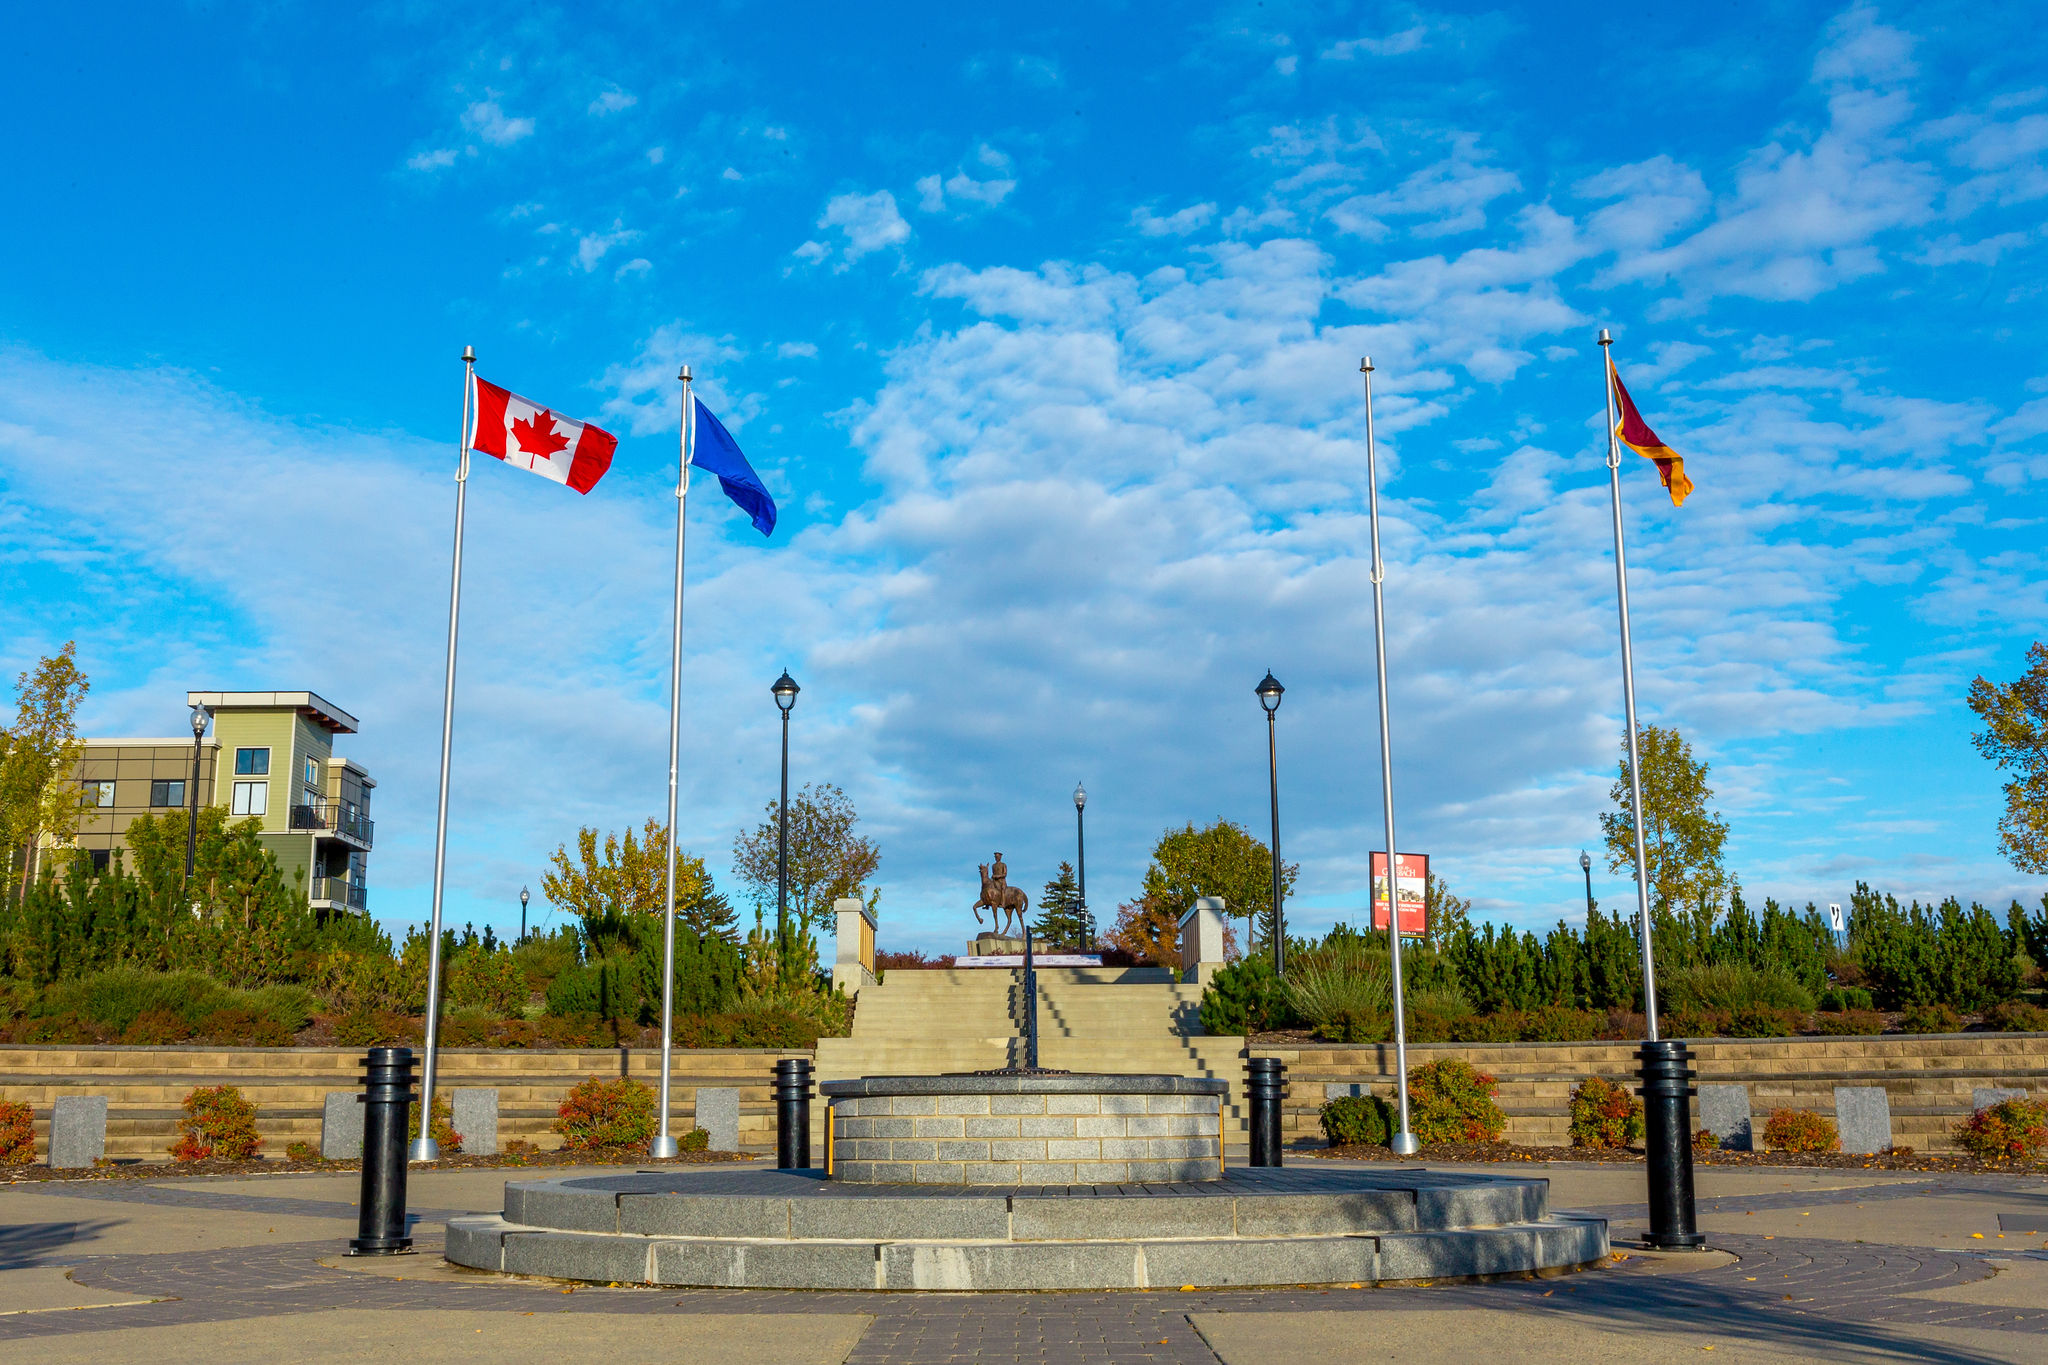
974;862;1029;940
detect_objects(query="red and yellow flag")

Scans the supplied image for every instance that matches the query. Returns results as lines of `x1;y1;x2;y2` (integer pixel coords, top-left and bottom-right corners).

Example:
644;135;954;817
1608;357;1692;506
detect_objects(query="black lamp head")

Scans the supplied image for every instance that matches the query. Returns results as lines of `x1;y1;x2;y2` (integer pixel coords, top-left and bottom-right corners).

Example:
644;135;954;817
1255;670;1284;713
772;670;800;712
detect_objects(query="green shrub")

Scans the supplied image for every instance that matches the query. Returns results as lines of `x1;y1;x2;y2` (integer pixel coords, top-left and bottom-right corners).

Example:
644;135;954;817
1285;940;1390;1037
1664;962;1816;1015
1815;1009;1886;1035
245;983;317;1034
285;1139;321;1162
447;944;529;1015
680;1126;710;1152
1761;1108;1838;1153
407;1092;462;1153
554;1076;657;1150
674;1010;818;1048
0;1100;34;1164
196;1006;292;1046
1320;1094;1394;1147
1662;1008;1730;1038
171;1085;262;1161
539;1013;600;1048
1522;1005;1605;1042
1900;1002;1961;1034
1407;1059;1507;1144
1318;1007;1387;1043
38;969;234;1033
512;928;581;997
1568;1076;1644;1150
1451;1012;1526;1044
1985;1000;2048;1032
332;1008;418;1047
1724;1005;1805;1038
1818;986;1875;1012
1405;987;1475;1043
1198;956;1294;1034
1952;1098;2048;1160
121;1008;191;1045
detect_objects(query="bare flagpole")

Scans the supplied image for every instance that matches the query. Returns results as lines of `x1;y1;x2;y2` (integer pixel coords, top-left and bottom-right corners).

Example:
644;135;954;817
652;365;696;1159
411;343;476;1161
1361;358;1418;1155
1599;328;1661;1041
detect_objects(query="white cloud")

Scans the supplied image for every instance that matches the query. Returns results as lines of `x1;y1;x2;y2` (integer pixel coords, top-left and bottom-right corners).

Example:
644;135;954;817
461;99;534;146
1325;134;1520;239
1322;24;1431;59
588;86;637;116
778;341;820;359
407;148;458;172
1131;203;1218;237
576;224;638;271
797;189;911;269
915;146;1018;215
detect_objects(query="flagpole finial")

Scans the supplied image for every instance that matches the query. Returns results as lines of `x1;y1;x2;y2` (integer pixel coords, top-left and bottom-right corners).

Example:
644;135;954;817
1360;356;1374;373
462;344;475;364
678;365;691;383
1598;328;1612;347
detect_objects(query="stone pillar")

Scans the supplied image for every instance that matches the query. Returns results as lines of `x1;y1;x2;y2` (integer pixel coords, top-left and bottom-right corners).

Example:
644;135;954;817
49;1095;107;1169
322;1091;364;1159
1178;897;1228;985
452;1087;499;1156
832;897;878;995
695;1086;740;1152
1833;1086;1891;1155
1697;1083;1752;1152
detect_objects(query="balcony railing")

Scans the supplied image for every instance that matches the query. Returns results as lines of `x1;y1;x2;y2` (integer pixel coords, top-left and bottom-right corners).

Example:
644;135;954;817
309;877;368;911
291;799;374;846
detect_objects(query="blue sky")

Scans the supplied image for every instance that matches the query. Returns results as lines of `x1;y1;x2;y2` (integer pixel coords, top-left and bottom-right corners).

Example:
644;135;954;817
6;2;2047;953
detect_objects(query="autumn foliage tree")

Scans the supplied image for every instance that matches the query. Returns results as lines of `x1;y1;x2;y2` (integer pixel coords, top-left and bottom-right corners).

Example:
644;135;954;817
1140;820;1296;951
731;783;879;938
542;819;736;944
1968;642;2048;873
1599;724;1729;915
0;643;94;895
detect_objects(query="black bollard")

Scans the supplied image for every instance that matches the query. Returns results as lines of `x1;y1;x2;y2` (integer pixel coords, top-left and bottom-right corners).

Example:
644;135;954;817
1638;1039;1705;1249
349;1046;416;1256
1246;1056;1285;1167
774;1057;813;1170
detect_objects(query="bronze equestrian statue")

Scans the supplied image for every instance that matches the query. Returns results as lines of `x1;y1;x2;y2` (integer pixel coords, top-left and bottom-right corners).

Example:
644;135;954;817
974;852;1029;940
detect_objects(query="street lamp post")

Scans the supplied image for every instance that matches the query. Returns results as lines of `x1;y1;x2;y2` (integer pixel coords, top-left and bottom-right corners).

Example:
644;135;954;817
1073;782;1089;949
184;703;209;883
772;671;800;960
1579;851;1594;918
1255;672;1285;975
520;885;530;943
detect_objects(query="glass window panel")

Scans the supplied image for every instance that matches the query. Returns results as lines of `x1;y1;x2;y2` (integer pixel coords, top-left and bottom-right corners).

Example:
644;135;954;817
235;747;269;776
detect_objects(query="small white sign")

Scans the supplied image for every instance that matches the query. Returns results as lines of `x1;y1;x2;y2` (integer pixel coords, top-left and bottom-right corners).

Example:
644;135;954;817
1828;903;1845;933
956;955;1104;968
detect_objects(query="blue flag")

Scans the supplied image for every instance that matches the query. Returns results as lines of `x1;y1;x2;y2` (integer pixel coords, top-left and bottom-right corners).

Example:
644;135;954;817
690;397;777;537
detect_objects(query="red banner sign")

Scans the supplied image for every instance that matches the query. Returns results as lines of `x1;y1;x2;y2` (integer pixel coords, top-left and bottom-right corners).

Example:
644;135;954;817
1370;851;1428;936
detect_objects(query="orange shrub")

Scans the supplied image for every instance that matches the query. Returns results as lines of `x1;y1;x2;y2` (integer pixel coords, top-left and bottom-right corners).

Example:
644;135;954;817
553;1076;657;1150
1761;1108;1838;1153
1568;1076;1644;1150
1952;1098;2048;1161
171;1085;263;1161
0;1101;34;1164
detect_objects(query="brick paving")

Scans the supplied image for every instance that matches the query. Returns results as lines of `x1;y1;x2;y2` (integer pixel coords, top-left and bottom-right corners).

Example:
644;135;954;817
6;1175;2048;1360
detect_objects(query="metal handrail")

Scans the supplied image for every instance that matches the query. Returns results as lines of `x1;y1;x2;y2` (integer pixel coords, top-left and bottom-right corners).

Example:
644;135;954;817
310;876;368;910
291;799;374;845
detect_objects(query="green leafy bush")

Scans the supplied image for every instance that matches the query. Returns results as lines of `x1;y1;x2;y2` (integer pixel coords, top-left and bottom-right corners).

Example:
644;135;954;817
1568;1076;1644;1150
674;1011;819;1048
1407;1059;1507;1144
332;1008;418;1047
680;1126;710;1152
1320;1094;1395;1147
0;1100;34;1164
1198;956;1295;1035
447;944;529;1015
1815;1009;1886;1035
285;1139;321;1162
1985;1000;2048;1032
245;984;317;1034
1521;1005;1605;1042
1818;986;1875;1012
1664;961;1816;1015
1724;1004;1806;1038
554;1076;657;1150
1952;1098;2048;1160
1761;1108;1838;1153
171;1085;262;1161
1900;1002;1962;1034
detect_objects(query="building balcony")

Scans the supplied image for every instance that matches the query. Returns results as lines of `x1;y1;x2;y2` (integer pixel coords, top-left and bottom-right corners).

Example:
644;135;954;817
291;799;374;848
309;876;368;911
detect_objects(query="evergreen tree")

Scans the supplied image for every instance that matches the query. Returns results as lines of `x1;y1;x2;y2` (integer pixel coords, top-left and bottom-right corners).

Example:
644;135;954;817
1032;862;1089;950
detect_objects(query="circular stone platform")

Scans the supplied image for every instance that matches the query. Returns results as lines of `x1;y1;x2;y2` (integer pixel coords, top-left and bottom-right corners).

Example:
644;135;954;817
444;1165;1609;1291
821;1073;1227;1184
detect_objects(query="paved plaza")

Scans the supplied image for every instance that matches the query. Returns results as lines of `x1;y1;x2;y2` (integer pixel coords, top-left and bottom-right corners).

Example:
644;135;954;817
4;1160;2047;1362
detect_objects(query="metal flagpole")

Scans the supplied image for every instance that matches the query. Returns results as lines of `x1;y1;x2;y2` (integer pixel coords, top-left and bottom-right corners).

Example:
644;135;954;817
411;344;476;1161
652;366;695;1159
1599;328;1661;1041
1361;358;1418;1155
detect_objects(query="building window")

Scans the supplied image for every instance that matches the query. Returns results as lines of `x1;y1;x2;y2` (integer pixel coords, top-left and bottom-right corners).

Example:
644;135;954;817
231;780;268;816
234;747;270;776
88;849;111;873
83;781;115;808
304;757;319;786
149;779;186;807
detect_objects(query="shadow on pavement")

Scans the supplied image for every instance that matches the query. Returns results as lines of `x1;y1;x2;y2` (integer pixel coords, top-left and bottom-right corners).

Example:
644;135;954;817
0;1220;124;1269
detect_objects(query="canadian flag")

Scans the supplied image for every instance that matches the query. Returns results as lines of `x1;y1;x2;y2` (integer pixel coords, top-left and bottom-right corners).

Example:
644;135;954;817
467;374;617;494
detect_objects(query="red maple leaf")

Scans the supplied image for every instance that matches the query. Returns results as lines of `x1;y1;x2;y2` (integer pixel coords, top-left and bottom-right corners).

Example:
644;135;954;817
511;408;571;459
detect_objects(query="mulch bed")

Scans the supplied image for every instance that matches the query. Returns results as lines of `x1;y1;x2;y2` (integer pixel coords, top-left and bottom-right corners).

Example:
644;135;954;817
2;1146;753;1183
1306;1140;2048;1175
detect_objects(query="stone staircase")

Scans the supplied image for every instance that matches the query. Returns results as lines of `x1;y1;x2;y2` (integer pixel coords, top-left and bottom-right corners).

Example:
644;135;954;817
814;967;1251;1138
0;1045;805;1160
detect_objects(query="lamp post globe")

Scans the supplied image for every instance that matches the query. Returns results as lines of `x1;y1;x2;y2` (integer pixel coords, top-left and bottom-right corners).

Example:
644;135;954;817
1579;850;1594;917
771;670;799;959
519;885;530;943
184;703;210;883
1255;671;1285;973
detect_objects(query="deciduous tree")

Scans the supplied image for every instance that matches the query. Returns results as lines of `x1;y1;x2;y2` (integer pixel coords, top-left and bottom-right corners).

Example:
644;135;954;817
1140;819;1297;949
1599;723;1729;914
1968;642;2048;873
542;819;734;943
0;643;93;894
731;783;879;939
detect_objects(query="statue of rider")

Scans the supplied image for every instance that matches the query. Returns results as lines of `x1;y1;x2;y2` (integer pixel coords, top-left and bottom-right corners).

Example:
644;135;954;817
989;851;1010;903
